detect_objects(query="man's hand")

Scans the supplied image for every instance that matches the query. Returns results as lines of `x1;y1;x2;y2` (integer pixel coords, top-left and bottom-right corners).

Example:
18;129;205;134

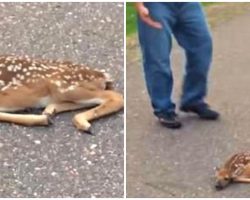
135;3;162;29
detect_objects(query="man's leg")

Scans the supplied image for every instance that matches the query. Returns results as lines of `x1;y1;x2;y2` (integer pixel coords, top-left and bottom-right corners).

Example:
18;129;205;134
173;3;219;119
137;3;178;123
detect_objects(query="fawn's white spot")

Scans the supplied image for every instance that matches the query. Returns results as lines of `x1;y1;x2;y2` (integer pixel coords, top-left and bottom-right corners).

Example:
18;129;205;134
54;80;62;87
0;80;5;86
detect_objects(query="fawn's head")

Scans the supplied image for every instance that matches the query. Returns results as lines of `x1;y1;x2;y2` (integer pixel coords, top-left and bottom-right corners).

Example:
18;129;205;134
215;167;232;190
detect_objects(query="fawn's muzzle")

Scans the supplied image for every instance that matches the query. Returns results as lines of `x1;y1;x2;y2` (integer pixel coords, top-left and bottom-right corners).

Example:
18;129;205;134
215;183;224;190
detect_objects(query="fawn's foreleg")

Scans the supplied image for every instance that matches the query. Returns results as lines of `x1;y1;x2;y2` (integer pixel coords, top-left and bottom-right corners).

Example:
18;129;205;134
234;177;250;183
0;112;50;126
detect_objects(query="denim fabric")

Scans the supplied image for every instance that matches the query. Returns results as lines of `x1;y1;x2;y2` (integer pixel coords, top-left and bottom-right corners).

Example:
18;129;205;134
137;2;212;118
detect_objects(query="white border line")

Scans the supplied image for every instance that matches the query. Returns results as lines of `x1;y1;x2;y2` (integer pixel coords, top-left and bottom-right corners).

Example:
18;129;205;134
124;1;127;198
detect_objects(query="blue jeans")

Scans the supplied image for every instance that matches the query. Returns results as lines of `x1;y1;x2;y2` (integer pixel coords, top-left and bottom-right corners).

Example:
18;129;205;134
137;2;212;118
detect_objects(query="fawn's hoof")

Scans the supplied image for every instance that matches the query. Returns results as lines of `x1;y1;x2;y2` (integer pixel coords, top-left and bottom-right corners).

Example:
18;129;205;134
44;114;54;125
72;117;91;133
82;128;95;135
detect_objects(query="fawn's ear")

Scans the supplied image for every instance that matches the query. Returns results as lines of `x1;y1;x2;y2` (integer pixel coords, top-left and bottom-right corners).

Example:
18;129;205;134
214;166;219;172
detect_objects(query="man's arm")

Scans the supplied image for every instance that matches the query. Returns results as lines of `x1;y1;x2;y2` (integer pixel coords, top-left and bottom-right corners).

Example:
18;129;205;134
135;2;162;29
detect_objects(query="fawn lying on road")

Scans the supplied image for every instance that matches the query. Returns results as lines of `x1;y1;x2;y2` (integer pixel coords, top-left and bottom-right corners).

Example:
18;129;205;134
215;152;250;190
0;55;123;134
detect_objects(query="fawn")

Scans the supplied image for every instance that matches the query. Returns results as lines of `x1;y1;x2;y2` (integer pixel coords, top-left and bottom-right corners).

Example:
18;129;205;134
0;55;123;134
215;152;250;190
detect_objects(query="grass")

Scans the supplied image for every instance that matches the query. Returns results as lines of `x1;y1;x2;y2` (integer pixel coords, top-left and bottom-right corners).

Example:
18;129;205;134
126;2;216;36
126;3;137;36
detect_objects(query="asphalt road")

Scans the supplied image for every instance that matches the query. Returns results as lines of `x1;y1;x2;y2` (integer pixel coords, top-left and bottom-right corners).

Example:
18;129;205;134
127;4;250;198
0;3;124;198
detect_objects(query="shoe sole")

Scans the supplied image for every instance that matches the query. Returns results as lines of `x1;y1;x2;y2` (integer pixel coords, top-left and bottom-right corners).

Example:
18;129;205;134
180;109;219;120
159;121;182;129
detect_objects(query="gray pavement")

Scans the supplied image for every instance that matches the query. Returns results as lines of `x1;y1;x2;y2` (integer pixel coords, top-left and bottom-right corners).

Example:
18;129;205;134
127;4;250;197
0;3;124;198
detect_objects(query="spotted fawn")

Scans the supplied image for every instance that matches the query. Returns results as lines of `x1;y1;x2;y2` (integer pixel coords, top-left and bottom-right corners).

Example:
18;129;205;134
0;55;123;133
215;152;250;190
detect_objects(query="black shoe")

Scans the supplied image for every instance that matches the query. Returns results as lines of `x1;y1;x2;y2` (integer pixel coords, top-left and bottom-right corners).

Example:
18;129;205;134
180;103;219;120
158;112;182;129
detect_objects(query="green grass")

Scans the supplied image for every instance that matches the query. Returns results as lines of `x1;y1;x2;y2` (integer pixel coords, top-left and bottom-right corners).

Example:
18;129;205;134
126;3;137;36
126;2;216;36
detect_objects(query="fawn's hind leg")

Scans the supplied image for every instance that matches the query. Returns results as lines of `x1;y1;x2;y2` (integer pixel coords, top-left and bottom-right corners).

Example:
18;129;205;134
72;90;123;131
0;112;50;126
